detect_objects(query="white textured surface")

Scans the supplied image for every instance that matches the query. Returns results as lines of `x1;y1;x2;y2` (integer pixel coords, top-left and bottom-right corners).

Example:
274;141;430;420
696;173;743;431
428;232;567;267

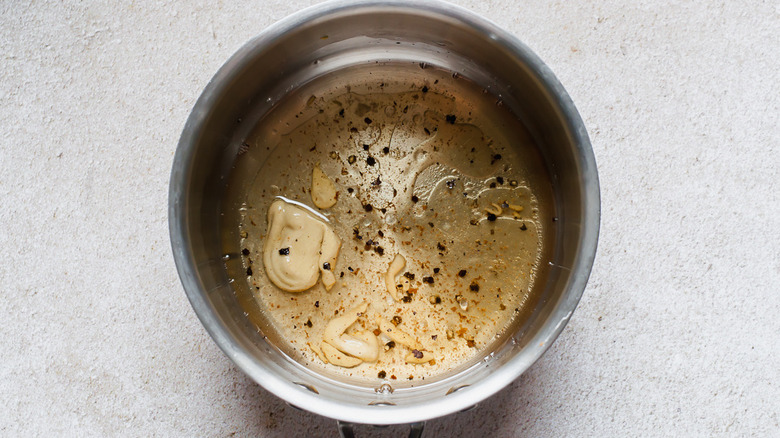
1;0;778;436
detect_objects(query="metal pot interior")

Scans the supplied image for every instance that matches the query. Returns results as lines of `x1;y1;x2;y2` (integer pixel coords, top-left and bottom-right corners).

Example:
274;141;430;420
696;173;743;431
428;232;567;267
170;0;599;425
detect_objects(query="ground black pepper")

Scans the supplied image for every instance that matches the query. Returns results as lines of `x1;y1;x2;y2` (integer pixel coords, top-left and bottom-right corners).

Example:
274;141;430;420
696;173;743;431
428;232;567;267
366;156;376;166
411;195;419;203
364;117;372;124
469;282;480;292
487;213;497;221
246;267;252;276
363;204;373;212
278;247;290;255
378;370;386;379
458;269;467;277
242;248;250;256
322;262;331;270
445;114;456;124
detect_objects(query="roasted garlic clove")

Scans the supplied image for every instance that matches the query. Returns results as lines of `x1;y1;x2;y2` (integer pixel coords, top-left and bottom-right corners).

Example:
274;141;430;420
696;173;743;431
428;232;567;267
311;163;338;209
323;303;379;362
263;199;341;292
321;341;362;368
384;254;406;301
376;315;420;350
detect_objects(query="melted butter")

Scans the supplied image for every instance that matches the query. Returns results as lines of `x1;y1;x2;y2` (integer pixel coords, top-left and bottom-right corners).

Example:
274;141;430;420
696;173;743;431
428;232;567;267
263;198;341;292
228;65;555;384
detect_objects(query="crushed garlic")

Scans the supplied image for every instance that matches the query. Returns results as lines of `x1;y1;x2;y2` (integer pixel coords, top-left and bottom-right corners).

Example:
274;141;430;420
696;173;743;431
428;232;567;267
262;198;341;292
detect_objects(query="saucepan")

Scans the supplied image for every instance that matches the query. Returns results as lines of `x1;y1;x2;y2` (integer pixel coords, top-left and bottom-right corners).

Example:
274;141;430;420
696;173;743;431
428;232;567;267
169;1;599;436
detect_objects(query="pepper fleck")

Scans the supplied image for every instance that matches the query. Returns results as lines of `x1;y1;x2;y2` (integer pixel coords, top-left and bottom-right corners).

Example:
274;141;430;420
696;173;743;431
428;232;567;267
520;223;528;231
278;247;290;256
378;370;387;379
403;272;415;280
364;117;372;124
362;144;369;151
386;341;396;349
423;276;434;284
470;282;480;292
437;242;446;251
242;248;250;256
366;156;376;166
402;295;412;303
364;204;373;212
315;301;319;308
411;195;419;203
411;349;424;359
421;86;429;93
305;319;313;328
322;262;331;270
496;176;504;184
487;213;497;221
338;108;345;117
246;266;252;276
458;269;467;277
378;230;384;237
433;268;440;274
375;246;385;256
382;146;390;154
445;114;456;124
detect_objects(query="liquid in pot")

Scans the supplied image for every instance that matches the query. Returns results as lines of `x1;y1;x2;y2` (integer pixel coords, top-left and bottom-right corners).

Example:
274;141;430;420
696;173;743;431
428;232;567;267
225;64;554;384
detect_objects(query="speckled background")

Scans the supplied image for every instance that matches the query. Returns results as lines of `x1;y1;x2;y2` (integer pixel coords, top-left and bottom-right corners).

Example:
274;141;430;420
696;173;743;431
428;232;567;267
1;1;778;436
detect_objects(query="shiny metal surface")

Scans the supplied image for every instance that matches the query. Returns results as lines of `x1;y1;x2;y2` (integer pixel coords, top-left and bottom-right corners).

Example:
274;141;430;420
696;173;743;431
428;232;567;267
169;0;599;425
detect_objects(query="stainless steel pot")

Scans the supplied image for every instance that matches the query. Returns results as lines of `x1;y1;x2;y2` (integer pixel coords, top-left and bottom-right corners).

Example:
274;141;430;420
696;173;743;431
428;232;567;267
169;0;599;433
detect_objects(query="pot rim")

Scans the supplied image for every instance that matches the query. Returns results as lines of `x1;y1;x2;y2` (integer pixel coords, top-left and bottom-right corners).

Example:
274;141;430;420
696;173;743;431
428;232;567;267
170;0;600;424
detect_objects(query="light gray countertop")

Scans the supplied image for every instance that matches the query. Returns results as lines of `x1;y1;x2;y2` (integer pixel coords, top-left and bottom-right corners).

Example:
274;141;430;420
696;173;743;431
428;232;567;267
1;1;778;436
